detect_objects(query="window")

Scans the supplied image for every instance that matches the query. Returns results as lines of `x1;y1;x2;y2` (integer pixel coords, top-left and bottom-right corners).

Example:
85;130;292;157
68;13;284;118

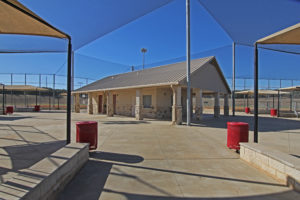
143;95;152;108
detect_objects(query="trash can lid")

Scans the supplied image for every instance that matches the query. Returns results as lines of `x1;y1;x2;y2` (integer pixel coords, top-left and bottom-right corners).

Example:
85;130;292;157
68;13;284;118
227;122;248;126
76;121;97;125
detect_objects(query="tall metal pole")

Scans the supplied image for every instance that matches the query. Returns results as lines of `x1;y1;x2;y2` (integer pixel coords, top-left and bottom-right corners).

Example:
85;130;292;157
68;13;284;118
71;51;74;112
10;73;13;106
141;48;147;70
2;84;5;115
67;38;72;144
53;74;55;110
232;42;236;116
24;73;27;107
39;74;41;106
277;90;280;117
254;43;258;143
186;0;191;126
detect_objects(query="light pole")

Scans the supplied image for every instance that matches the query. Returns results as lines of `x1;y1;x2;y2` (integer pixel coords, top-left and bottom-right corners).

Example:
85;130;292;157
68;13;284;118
141;48;147;70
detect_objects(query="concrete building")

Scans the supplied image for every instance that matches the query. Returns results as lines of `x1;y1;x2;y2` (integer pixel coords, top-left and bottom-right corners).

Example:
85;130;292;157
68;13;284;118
73;56;231;124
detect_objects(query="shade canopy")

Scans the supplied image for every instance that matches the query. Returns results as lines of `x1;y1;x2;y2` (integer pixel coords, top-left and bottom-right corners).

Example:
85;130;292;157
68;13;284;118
279;86;300;92
17;0;173;50
257;23;300;45
0;0;68;38
235;90;287;95
197;0;300;46
2;85;48;92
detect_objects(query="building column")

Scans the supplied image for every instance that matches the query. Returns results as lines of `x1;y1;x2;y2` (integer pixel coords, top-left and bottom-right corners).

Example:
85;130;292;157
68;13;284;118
107;91;114;117
135;89;143;120
214;92;220;118
224;94;229;116
92;93;99;114
172;86;182;125
195;89;203;120
102;91;107;114
74;93;80;113
88;93;93;114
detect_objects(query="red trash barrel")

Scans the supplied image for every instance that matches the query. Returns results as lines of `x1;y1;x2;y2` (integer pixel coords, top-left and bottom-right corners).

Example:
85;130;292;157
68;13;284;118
34;105;40;112
6;106;13;114
270;109;277;117
227;122;249;150
245;107;250;114
76;121;98;150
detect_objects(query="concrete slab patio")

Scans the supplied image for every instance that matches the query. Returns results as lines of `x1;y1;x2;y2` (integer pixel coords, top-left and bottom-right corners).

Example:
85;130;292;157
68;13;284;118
0;111;300;199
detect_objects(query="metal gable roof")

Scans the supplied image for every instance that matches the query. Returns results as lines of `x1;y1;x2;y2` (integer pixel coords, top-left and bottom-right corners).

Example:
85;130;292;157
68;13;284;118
74;56;226;93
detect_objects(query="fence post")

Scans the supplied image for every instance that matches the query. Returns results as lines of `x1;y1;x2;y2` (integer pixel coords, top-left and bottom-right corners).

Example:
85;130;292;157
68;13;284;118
10;73;13;106
53;74;55;110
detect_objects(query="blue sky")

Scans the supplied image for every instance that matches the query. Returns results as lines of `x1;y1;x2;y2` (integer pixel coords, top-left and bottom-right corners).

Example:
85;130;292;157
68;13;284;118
0;0;300;89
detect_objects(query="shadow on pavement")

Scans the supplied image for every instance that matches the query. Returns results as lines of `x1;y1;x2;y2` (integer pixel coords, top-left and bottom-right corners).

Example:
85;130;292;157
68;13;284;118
90;151;144;163
102;189;299;200
58;151;297;200
102;120;150;125
58;152;144;200
0;116;32;121
0;140;65;183
191;115;300;132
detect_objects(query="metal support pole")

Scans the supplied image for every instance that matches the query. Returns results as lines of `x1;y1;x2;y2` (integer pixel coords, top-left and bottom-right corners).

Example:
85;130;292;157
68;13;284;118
254;43;258;143
247;94;249;108
71;51;75;112
24;73;27;107
53;74;55;109
277;90;280;117
35;88;38;106
273;95;275;109
10;73;13;106
186;0;191;126
232;42;236;116
39;74;41;105
2;85;5;115
67;39;72;144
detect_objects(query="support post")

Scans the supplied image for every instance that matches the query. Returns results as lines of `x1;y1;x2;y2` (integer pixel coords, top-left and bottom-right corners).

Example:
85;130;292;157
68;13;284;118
35;88;38;106
71;51;75;112
107;91;114;117
2;84;5;115
53;74;55;109
10;73;13;106
194;88;203;120
232;42;236;116
92;93;99;114
88;93;93;114
66;38;72;144
135;89;143;120
75;93;80;113
171;86;182;125
254;43;258;143
186;0;191;126
39;74;41;106
214;92;220;118
224;94;229;116
277;90;280;117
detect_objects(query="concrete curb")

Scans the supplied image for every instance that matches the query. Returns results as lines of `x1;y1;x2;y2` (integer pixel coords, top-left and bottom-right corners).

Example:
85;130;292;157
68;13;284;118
0;143;89;200
240;143;300;192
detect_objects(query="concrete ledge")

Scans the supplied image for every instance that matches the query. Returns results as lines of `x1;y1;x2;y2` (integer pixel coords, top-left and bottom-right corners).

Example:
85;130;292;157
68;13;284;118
240;143;300;192
0;143;89;200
